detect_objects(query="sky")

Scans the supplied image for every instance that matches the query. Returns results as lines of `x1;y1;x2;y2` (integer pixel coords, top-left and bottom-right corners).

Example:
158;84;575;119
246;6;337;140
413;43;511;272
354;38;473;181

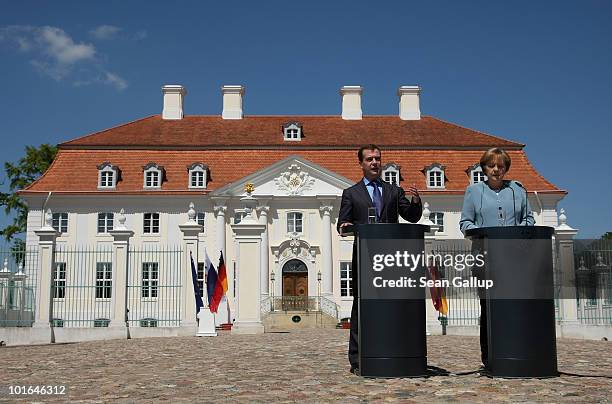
0;0;611;239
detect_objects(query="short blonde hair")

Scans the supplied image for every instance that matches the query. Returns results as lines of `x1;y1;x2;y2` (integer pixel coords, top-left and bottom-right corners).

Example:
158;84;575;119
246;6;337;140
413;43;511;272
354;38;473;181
479;148;511;171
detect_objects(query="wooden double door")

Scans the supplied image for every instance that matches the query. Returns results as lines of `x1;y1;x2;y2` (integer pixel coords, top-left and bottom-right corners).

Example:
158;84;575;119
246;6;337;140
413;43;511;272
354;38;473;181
281;259;309;311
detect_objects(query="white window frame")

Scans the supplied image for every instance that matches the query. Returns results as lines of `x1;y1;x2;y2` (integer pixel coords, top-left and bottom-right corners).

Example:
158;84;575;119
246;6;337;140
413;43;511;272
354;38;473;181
340;261;353;297
53;262;66;299
425;164;446;189
383;163;400;186
141;262;159;299
97;163;118;189
197;262;206;299
143;163;163;189
287;211;303;234
143;213;160;234
196;212;205;227
188;163;208;189
429;212;445;233
469;164;487;184
95;262;112;299
283;122;302;141
52;212;68;233
97;212;114;234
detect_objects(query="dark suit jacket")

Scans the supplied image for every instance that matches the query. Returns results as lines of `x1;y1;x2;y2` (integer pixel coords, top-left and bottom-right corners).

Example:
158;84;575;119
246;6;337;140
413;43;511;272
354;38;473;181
337;179;423;296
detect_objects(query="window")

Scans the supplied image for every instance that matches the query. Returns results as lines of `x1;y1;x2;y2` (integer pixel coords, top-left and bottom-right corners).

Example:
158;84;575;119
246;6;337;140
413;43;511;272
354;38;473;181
287;212;303;233
233;210;247;225
143;213;160;234
52;213;68;233
188;163;208;189
143;163;164;189
424;163;446;189
197;212;205;227
97;213;114;233
197;263;206;298
382;163;401;186
283;122;302;141
429;212;445;233
340;262;353;297
96;263;112;299
53;262;66;299
140;318;158;327
97;162;119;189
468;164;487;184
94;318;110;327
142;262;159;299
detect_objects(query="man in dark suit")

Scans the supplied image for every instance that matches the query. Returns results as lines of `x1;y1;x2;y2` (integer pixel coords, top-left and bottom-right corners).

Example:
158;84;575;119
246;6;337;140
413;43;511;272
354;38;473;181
337;144;422;374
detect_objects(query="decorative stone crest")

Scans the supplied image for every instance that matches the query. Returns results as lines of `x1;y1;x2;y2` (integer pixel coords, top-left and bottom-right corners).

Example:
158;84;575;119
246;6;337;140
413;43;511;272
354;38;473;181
116;208;127;230
275;164;315;196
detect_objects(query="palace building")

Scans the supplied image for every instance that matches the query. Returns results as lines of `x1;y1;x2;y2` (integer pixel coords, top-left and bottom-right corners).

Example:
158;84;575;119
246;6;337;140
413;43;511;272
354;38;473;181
17;84;566;336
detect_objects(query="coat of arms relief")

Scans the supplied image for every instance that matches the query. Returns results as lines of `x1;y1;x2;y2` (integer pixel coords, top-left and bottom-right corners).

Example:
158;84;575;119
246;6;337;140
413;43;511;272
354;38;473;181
274;164;316;195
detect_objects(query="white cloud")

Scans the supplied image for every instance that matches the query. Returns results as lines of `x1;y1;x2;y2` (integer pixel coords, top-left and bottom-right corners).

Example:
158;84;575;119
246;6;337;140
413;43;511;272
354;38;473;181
104;71;128;91
0;24;128;91
39;26;95;65
89;25;122;40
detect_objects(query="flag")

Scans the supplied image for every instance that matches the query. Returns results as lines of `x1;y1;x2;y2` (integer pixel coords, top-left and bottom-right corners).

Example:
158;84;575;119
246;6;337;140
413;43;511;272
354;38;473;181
205;250;217;308
190;252;204;314
427;263;449;316
210;251;228;313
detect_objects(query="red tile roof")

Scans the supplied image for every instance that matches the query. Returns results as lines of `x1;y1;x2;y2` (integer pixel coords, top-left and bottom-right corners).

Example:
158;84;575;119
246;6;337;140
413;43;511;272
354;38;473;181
60;115;524;149
20;114;564;195
22;149;564;194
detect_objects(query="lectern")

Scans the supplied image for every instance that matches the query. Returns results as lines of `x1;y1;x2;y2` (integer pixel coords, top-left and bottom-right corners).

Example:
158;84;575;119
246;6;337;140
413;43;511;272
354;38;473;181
466;226;558;378
354;223;430;378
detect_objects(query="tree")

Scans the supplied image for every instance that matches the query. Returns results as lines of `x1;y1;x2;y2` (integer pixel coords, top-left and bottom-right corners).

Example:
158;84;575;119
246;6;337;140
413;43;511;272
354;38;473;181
601;232;612;240
0;144;57;243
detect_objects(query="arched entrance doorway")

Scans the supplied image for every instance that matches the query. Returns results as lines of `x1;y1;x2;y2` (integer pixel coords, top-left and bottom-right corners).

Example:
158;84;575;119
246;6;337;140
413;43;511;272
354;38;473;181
282;259;308;310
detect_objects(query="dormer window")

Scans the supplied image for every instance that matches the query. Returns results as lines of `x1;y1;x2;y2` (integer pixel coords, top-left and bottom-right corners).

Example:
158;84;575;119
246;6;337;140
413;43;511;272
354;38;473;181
383;163;401;186
467;163;487;184
283;122;302;141
97;162;119;189
188;163;208;189
424;163;446;189
143;163;164;189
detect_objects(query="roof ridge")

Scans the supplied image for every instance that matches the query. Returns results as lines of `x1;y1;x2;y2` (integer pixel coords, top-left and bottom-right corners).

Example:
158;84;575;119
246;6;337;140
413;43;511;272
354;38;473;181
427;116;524;148
60;115;158;146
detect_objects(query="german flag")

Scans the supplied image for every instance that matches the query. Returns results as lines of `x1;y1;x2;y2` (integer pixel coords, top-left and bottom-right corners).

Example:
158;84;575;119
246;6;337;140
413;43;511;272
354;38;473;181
210;252;228;313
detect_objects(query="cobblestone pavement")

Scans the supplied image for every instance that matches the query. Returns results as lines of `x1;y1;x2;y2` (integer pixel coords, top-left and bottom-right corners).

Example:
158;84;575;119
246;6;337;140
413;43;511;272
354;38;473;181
0;329;610;403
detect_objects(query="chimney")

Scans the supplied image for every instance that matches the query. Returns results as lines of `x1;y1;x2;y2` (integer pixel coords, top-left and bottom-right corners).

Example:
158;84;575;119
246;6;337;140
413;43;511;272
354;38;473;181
161;85;186;120
222;85;245;119
340;86;363;120
398;85;421;120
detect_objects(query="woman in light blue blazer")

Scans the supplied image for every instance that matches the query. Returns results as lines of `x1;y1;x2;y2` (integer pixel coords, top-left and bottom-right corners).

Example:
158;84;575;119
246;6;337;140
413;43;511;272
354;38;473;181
459;147;535;370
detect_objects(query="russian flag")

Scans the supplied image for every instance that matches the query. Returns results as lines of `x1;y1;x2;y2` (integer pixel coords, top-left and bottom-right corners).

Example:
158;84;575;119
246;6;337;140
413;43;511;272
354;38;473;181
205;251;218;309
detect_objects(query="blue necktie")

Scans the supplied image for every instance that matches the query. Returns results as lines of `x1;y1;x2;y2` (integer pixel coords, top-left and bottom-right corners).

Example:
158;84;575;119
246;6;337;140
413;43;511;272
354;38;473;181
369;181;382;220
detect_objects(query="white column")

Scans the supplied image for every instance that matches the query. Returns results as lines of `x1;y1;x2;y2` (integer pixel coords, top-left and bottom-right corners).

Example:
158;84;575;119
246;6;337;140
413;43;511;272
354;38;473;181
179;203;204;335
319;203;334;296
213;203;227;262
555;209;580;336
257;204;270;297
32;209;57;344
108;209;133;337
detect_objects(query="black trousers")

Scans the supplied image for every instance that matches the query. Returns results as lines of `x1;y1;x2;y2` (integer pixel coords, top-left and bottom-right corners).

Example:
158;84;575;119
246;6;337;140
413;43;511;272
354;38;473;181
480;298;488;368
349;296;359;368
348;244;359;369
